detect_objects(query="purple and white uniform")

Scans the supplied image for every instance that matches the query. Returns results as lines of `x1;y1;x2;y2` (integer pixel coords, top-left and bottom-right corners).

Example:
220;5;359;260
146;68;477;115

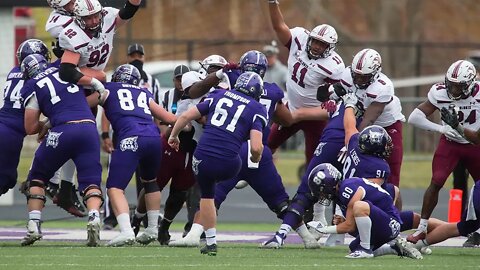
24;67;101;191
102;82;162;190
194;89;267;199
336;177;401;251
215;82;290;217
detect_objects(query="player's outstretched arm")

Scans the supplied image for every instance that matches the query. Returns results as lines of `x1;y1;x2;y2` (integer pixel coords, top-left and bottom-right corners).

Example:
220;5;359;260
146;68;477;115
59;51;105;92
115;0;142;28
343;93;359;146
169;106;201;151
24;108;42;135
187;71;223;99
249;129;264;163
267;0;291;46
358;101;387;131
273;102;295;127
291;105;329;122
149;99;177;125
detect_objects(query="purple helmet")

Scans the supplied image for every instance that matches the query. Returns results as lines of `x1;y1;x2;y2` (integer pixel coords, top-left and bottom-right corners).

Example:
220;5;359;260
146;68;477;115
111;64;141;85
239;50;268;78
358;125;393;158
16;39;51;65
234;71;264;101
20;54;49;79
308;163;343;205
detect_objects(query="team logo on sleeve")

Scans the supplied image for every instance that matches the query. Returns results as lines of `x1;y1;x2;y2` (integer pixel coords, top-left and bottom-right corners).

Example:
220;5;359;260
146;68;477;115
314;142;326;156
119;136;139;152
192;156;202;175
46;131;63;148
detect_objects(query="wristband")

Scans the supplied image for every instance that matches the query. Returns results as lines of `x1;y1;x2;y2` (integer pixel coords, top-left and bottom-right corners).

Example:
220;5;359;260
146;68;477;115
324;225;338;234
215;69;224;79
101;132;110;140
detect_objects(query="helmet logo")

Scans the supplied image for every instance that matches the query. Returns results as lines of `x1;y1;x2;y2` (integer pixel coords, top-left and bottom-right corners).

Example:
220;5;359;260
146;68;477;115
28;42;42;54
451;61;463;79
368;130;383;144
355;50;369;71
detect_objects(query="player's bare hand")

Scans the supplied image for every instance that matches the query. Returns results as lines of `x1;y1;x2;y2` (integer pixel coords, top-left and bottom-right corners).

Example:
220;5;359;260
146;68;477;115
102;137;114;153
168;135;180;151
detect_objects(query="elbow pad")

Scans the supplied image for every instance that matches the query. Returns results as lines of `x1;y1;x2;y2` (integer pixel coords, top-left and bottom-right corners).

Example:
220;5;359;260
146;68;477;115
59;63;83;84
118;1;140;20
316;84;330;102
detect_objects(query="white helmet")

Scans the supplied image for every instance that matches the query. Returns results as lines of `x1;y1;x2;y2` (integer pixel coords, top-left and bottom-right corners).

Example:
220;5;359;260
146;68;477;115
445;60;477;100
181;71;206;90
74;0;103;35
200;54;227;74
306;24;338;59
351;48;382;89
47;0;73;14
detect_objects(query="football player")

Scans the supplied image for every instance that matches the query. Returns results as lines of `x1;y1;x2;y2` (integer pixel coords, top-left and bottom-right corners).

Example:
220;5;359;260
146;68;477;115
266;0;345;174
168;72;267;255
408;59;480;244
20;54;104;247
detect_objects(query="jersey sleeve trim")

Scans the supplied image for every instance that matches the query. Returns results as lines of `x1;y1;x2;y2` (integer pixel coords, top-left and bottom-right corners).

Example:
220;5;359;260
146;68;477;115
74;42;89;50
317;64;333;75
106;20;116;33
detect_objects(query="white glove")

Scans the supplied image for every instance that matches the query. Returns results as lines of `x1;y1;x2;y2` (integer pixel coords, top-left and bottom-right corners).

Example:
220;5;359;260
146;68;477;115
90;78;105;95
440;125;464;140
337;146;348;164
342;92;358;108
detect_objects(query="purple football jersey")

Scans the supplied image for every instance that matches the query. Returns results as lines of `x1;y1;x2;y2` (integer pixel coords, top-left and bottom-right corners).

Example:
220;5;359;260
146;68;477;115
22;67;94;127
0;67;26;134
259;82;284;143
343;133;391;180
102;82;159;139
196;89;267;158
337;177;401;222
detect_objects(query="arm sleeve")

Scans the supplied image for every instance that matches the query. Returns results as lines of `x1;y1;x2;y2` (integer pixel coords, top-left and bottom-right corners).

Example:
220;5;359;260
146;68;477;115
408;108;443;133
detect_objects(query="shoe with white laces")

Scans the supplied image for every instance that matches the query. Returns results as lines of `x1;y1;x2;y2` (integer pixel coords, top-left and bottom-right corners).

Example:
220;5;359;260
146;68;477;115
260;232;285;249
307;221;326;241
345;247;374;259
394;237;423;259
168;236;200;247
21;220;43;246
107;232;135;247
136;227;158;245
406;230;426;244
86;219;100;247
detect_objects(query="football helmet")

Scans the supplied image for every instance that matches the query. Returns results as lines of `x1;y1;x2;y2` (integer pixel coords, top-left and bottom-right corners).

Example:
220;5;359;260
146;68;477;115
234;71;264;101
445;60;477;100
358;125;393;158
16;39;51;65
47;0;74;15
200;54;227;74
307;163;343;206
21;54;49;79
73;0;103;37
239;50;268;78
351;48;382;89
306;24;338;59
111;64;141;86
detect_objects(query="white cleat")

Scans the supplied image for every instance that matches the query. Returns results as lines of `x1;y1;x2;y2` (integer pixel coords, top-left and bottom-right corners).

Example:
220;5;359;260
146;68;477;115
235;180;249;189
260;232;285;249
136;228;157;246
107;232;135;247
395;237;423;259
420;246;432;255
307;221;326;241
325;233;345;247
168;237;200;247
345;247;374;259
21;220;43;246
86;220;100;247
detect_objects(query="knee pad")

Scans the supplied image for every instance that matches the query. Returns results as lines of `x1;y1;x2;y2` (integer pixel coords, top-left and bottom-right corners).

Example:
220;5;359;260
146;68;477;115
26;180;47;203
286;193;315;219
142;178;160;194
81;185;104;207
270;200;290;219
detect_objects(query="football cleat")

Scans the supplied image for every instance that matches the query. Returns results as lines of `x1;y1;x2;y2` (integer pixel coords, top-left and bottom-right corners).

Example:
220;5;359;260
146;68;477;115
463;232;480;247
168;236;200;247
394;237;423;259
102;215;118;230
406;230;426;244
107;232;135;247
325;233;345;247
131;215;143;236
307;221;326;240
21;220;42;246
260;232;285;249
45;182;59;200
135;227;157;246
345;247;374;259
200;243;217;256
86;219;100;247
158;228;171;245
420;246;432;255
234;180;249;189
54;182;86;217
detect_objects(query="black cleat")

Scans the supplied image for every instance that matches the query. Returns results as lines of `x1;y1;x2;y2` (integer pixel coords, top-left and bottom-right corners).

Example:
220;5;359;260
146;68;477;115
45;182;59;200
158;228;171;245
200;243;217;256
463;232;480;247
131;215;143;237
55;181;86;217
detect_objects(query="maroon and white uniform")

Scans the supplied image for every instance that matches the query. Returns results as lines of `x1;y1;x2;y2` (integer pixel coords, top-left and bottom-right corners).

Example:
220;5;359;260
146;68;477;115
340;67;405;186
46;11;73;38
428;82;480;186
58;7;118;71
268;27;345;164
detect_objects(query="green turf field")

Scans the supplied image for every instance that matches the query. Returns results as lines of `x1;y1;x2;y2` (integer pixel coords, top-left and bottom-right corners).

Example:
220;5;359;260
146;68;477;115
0;241;478;270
